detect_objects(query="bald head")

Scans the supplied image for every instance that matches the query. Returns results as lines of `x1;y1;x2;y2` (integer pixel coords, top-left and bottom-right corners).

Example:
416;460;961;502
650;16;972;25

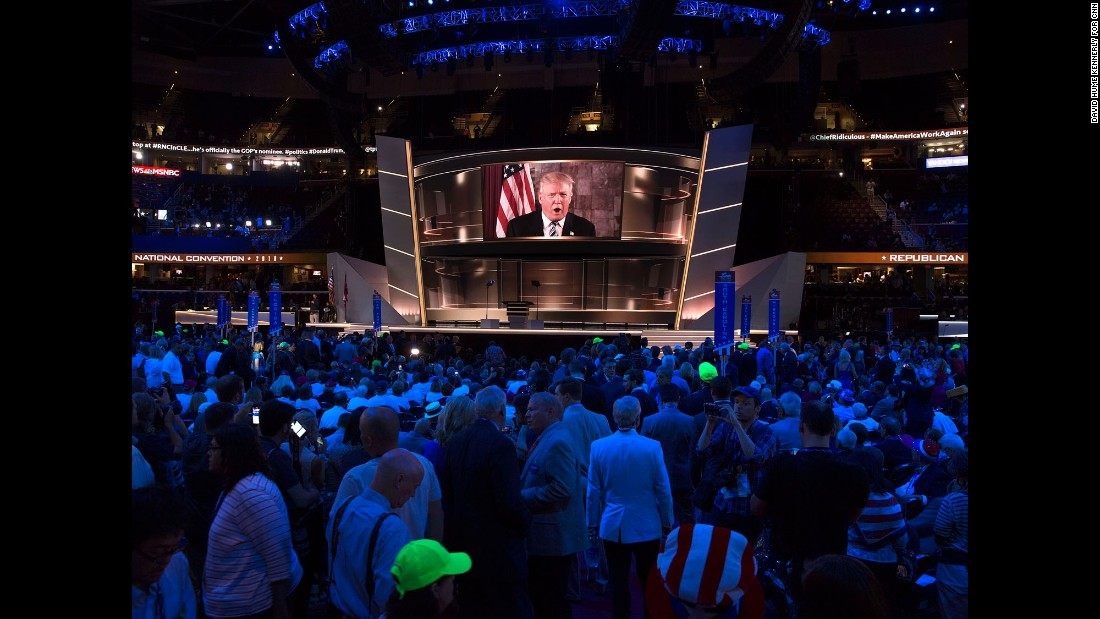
369;448;424;508
360;406;401;457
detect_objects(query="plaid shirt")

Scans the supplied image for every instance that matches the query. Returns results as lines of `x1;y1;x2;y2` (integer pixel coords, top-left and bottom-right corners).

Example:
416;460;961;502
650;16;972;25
699;419;777;516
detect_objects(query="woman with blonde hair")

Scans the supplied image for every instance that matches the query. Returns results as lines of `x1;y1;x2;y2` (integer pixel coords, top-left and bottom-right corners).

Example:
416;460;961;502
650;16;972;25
830;349;859;391
424;377;445;405
436;396;476;448
421;396;475;474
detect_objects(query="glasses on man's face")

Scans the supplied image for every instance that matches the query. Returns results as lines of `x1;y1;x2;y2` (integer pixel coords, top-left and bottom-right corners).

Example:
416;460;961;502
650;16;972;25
134;536;188;563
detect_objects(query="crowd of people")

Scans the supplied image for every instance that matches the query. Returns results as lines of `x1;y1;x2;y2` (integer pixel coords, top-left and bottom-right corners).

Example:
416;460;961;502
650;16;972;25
133;324;968;619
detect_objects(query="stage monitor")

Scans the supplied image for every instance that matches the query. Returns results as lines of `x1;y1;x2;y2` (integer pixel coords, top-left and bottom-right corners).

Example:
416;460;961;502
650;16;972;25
482;161;625;239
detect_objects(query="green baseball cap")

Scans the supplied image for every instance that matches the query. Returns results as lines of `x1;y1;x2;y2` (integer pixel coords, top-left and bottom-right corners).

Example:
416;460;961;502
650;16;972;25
390;539;471;598
592;337;603;344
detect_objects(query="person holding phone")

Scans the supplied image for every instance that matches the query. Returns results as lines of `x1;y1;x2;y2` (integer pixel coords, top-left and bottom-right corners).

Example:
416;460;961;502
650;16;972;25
695;385;777;543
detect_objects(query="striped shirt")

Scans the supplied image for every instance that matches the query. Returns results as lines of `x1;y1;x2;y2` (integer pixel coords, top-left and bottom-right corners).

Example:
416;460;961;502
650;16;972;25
203;473;303;618
847;491;909;564
933;490;968;554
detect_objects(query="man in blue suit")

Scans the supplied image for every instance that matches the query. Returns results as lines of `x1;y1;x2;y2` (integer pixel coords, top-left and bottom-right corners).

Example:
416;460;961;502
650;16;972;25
588;395;674;619
521;392;587;619
505;171;597;237
441;385;534;619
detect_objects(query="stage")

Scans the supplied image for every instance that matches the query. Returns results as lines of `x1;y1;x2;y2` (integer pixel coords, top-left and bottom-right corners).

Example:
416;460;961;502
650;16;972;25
173;310;796;360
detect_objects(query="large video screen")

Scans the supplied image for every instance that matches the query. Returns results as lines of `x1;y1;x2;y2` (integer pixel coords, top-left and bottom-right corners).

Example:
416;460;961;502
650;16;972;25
482;161;625;239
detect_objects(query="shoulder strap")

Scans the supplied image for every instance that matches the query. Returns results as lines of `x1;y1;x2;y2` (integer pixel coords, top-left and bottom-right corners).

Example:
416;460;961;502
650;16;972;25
327;497;396;617
328;495;357;578
366;512;397;609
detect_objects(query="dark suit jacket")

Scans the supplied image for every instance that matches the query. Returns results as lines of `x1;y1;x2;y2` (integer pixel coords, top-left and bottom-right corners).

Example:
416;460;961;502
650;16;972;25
580;380;612;427
505;211;596;237
442;418;531;584
295;339;323;370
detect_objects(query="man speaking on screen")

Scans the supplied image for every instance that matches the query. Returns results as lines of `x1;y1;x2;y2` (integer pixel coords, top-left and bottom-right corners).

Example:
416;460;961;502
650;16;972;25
506;171;597;237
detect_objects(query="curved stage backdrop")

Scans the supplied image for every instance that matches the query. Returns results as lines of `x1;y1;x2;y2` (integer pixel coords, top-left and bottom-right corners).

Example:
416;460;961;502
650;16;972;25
374;125;803;331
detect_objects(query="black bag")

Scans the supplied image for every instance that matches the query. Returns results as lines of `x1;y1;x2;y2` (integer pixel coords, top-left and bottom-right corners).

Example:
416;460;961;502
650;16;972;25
692;477;720;512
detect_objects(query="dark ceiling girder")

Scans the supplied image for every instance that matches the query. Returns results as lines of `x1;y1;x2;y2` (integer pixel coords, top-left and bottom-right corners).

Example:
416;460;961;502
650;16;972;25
707;0;815;102
615;0;681;62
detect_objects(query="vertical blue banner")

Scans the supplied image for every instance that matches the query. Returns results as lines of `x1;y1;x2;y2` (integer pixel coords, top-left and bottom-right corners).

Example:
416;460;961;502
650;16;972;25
216;294;228;328
885;307;894;336
768;289;781;341
740;295;752;340
373;291;383;333
268;282;283;335
247;290;260;332
714;271;735;349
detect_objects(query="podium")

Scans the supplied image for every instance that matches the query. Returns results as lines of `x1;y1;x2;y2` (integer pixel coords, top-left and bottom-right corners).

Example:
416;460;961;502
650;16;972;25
505;301;532;328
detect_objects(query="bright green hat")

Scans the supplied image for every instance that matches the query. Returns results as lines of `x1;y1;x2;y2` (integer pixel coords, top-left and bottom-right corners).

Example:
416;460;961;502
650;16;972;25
390;539;471;598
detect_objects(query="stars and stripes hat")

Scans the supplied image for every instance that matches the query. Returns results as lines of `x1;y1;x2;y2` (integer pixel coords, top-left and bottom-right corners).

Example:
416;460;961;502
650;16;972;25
646;524;764;618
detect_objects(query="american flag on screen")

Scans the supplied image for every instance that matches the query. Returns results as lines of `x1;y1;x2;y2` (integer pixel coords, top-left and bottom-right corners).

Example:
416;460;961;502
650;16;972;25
327;268;335;306
496;163;536;238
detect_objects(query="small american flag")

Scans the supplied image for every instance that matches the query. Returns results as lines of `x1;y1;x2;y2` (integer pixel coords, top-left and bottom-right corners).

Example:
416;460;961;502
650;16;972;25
327;268;335;306
496;163;536;238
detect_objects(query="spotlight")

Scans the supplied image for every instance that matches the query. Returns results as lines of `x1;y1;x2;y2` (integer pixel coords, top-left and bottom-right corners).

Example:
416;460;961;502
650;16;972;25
267;44;274;51
265;219;272;226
